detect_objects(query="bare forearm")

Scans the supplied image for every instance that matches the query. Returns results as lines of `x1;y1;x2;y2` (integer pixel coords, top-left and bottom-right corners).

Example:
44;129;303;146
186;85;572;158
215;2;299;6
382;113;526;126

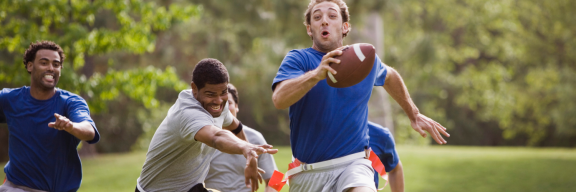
66;121;95;141
272;71;321;109
211;130;250;155
383;67;419;121
389;162;405;192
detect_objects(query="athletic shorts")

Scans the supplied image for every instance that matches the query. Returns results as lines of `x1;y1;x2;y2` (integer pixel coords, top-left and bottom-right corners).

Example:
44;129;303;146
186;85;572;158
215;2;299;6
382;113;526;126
288;158;376;192
135;183;220;192
0;180;48;192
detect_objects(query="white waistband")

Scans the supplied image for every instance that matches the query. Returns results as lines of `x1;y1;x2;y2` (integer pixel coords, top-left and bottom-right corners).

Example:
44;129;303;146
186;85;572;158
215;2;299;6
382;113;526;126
285;151;366;178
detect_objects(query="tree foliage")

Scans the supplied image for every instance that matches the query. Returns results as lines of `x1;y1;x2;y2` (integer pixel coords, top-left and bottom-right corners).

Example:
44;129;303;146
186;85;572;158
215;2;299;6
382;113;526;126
1;0;573;150
0;0;198;112
0;0;199;154
381;0;576;146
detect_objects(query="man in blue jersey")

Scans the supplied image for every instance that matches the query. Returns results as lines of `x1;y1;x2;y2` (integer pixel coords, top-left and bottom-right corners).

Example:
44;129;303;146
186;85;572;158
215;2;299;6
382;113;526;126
271;0;449;191
368;121;404;192
0;41;100;192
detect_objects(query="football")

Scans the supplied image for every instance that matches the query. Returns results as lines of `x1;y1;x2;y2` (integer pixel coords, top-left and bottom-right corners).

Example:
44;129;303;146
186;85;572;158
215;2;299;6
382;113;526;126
327;43;376;88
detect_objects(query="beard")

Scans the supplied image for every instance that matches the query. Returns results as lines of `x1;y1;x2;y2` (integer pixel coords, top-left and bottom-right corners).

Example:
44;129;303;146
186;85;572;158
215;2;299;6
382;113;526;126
33;71;58;91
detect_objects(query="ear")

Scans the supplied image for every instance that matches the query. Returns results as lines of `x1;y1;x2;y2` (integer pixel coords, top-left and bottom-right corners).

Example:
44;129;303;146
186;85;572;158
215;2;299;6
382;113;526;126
342;22;350;35
191;82;198;97
235;104;239;113
306;25;313;37
26;61;33;73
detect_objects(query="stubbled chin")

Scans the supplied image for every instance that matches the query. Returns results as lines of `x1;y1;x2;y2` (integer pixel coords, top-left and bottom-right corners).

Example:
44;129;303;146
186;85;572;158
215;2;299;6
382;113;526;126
210;111;223;117
208;107;223;117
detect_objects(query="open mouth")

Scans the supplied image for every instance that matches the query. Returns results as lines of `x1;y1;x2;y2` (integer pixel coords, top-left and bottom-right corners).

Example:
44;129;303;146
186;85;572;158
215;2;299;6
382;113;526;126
210;105;221;111
44;74;54;82
321;31;330;38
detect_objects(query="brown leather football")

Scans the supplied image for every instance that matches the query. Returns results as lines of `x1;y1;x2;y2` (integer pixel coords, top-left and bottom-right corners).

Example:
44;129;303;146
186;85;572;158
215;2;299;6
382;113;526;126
327;43;376;88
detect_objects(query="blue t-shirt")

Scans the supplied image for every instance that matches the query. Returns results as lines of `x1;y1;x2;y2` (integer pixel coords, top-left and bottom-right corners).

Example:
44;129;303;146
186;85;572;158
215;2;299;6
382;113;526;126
272;47;387;163
0;86;100;192
368;121;400;188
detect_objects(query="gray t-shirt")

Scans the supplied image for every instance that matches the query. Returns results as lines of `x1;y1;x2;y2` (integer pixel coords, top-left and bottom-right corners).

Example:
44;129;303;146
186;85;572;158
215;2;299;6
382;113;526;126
137;89;233;192
204;126;278;192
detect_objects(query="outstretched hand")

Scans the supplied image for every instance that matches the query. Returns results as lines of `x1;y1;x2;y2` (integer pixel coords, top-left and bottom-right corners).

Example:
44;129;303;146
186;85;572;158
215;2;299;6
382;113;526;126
411;114;450;144
48;113;73;132
244;144;278;192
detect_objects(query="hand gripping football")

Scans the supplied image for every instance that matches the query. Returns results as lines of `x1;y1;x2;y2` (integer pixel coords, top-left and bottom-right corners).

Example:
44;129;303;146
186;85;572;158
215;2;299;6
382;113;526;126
327;43;376;88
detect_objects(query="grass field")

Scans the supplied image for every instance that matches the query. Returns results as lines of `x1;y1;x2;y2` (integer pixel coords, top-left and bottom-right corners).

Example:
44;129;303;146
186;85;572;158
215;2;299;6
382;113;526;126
2;146;576;192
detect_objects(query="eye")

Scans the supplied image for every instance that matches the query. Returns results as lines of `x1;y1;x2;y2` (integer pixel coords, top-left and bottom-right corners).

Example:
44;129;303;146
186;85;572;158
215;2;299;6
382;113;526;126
314;15;321;20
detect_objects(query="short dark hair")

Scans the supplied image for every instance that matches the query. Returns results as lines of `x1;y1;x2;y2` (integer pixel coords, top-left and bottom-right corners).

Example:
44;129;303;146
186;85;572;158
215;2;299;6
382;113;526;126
192;58;229;90
23;41;65;74
227;83;239;105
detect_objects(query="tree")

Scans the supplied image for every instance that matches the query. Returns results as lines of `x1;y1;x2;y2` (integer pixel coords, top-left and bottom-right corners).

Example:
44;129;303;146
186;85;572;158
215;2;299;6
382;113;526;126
0;0;199;155
381;0;576;146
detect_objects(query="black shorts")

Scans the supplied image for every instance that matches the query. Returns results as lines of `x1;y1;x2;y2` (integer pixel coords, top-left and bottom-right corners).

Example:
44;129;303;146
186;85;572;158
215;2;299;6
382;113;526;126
135;183;210;192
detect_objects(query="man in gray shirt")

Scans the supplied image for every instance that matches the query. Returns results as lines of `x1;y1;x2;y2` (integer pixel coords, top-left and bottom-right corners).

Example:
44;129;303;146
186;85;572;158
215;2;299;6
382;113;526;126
205;84;278;192
136;58;277;192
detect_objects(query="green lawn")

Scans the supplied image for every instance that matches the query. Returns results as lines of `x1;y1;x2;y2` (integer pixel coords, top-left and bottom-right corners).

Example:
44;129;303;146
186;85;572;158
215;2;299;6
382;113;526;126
2;146;576;192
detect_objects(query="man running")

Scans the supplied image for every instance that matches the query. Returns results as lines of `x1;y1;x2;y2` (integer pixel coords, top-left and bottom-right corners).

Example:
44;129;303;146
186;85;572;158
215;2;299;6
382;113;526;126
271;0;449;191
137;58;277;192
0;41;100;192
368;121;404;192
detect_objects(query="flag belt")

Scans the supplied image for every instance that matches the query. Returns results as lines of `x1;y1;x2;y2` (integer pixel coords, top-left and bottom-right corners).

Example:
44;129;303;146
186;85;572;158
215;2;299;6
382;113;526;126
269;149;388;191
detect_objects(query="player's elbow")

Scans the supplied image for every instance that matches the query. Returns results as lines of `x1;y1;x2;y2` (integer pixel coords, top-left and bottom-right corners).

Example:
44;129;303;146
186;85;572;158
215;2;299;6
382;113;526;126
210;131;228;150
272;91;288;109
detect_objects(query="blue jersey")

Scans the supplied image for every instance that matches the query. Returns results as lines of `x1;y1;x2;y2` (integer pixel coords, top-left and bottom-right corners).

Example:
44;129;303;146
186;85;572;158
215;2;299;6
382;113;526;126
0;86;100;192
368;121;400;188
272;47;387;163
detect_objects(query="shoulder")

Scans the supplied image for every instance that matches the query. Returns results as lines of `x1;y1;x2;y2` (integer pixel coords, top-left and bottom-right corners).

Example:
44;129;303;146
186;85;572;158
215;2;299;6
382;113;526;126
176;90;212;120
244;126;267;145
0;87;27;103
57;89;88;104
177;90;204;110
284;48;320;62
1;86;26;96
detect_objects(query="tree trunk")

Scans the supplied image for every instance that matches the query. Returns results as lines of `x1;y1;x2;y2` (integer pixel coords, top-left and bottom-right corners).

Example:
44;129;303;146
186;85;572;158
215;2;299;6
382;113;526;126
352;12;396;134
0;125;9;162
78;54;99;157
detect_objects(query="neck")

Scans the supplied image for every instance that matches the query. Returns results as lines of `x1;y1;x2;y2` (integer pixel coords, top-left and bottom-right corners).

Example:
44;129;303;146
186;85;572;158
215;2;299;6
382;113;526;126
311;42;343;53
29;83;56;100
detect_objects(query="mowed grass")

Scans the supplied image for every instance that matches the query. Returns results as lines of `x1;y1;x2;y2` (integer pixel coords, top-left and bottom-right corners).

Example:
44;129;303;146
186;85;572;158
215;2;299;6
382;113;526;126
1;146;576;192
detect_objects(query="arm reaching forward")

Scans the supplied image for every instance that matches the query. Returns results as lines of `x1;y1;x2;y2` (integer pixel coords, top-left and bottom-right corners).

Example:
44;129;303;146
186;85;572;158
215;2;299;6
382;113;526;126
48;113;95;141
383;67;450;144
195;125;278;192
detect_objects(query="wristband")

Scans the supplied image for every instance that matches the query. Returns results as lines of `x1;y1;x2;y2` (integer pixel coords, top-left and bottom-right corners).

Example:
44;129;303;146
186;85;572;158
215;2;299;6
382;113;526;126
232;121;243;135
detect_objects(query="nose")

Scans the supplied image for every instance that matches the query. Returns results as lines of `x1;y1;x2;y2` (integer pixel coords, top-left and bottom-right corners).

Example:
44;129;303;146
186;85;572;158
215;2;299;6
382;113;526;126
321;14;329;26
47;64;54;72
214;95;224;105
